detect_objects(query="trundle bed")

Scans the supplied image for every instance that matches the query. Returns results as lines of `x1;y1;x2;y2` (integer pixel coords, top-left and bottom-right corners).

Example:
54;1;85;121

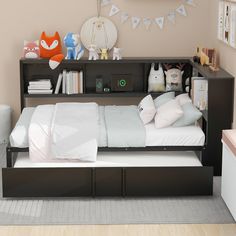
2;58;234;198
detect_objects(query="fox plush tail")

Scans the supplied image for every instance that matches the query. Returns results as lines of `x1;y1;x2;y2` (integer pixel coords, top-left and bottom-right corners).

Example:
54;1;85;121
49;54;64;70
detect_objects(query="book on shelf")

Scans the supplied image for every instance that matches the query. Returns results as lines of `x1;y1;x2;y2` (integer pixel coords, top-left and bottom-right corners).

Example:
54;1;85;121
28;79;53;94
191;77;208;111
57;70;84;95
28;85;52;90
62;70;67;94
29;79;51;86
28;89;53;94
55;73;63;94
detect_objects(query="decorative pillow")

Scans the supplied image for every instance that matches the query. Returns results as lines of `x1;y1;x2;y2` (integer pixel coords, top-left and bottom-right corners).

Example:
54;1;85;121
165;68;184;92
23;41;40;59
154;92;175;108
155;99;184;129
138;95;156;125
173;102;202;127
148;63;165;92
175;93;192;106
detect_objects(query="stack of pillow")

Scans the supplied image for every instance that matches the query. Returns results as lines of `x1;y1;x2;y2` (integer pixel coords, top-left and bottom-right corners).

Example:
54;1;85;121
138;92;202;128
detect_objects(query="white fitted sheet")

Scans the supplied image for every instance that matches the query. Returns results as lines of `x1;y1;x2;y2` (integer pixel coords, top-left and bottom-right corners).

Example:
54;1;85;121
14;151;202;168
145;122;205;146
11;107;205;148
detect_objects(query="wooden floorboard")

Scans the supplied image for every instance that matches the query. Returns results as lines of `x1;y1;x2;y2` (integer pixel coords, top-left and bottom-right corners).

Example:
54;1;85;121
0;224;236;236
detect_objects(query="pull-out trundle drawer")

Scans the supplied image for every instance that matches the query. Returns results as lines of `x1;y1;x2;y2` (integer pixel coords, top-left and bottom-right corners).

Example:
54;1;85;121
2;166;213;198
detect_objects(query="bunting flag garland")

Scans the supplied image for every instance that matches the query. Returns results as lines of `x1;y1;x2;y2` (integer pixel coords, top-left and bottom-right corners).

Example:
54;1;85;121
176;5;187;16
155;17;164;30
185;0;196;7
121;12;129;24
143;18;152;30
101;0;111;6
131;17;141;29
109;4;120;17
102;0;196;30
168;12;176;24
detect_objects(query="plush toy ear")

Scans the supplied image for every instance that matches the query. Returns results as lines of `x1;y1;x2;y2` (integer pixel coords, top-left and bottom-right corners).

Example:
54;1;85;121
55;32;60;38
24;40;28;46
41;32;46;38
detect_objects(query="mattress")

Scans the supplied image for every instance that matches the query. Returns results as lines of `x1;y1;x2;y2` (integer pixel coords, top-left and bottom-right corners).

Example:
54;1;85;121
10;107;205;148
14;151;202;168
145;122;205;146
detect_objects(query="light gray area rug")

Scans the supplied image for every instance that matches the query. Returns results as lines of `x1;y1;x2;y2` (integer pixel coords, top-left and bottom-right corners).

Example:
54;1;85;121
0;144;234;225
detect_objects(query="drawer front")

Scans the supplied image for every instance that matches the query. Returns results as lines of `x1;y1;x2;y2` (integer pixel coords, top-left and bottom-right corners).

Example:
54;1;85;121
125;167;213;196
95;168;123;196
2;168;92;198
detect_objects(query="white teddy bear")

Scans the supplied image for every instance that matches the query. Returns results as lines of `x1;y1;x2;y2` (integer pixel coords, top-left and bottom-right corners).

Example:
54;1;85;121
88;44;99;60
113;47;122;60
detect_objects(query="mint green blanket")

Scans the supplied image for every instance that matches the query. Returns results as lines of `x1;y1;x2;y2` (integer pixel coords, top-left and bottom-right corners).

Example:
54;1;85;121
104;106;146;147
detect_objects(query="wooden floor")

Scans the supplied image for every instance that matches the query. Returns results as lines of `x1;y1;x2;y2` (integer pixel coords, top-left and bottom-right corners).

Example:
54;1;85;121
0;224;236;236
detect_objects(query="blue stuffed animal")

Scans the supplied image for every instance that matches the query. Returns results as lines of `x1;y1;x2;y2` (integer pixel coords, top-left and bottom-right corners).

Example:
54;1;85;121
64;33;84;60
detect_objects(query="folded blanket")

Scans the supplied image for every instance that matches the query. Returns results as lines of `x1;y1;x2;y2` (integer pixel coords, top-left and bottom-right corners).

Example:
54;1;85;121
51;103;99;162
29;105;54;162
105;106;146;147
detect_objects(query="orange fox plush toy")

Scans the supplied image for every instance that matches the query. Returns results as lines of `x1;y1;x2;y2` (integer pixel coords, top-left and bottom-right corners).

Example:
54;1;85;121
40;32;64;70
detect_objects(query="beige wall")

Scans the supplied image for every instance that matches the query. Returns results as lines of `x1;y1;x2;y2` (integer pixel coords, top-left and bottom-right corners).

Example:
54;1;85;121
0;0;229;124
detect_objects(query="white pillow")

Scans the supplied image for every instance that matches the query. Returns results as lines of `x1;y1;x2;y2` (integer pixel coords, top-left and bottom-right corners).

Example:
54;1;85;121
155;99;184;129
138;95;156;125
154;92;175;108
175;93;192;106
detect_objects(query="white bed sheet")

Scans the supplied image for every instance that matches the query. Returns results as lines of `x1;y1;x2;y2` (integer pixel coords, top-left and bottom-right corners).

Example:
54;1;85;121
145;122;205;146
14;151;202;168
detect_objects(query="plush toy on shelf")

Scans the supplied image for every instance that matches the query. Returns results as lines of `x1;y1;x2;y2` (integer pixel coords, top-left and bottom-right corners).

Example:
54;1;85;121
113;47;122;60
40;32;64;70
23;41;40;59
100;48;108;60
164;64;184;92
88;44;99;60
64;33;84;60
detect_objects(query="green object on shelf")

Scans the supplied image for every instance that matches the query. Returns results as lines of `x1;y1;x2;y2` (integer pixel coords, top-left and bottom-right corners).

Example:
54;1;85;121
119;79;127;87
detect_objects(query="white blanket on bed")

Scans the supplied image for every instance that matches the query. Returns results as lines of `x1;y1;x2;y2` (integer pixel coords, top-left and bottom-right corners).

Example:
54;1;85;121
29;105;54;162
51;103;98;161
29;103;99;162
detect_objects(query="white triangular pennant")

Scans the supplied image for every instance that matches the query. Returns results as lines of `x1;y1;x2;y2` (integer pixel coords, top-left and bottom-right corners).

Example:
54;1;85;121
168;12;176;24
155;17;164;29
143;18;152;30
101;0;111;6
131;17;141;29
121;12;129;24
185;0;196;7
109;4;120;17
176;5;187;16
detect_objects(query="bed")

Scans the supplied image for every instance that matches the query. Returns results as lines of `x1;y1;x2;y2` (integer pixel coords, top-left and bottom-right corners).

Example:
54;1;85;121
2;102;213;198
